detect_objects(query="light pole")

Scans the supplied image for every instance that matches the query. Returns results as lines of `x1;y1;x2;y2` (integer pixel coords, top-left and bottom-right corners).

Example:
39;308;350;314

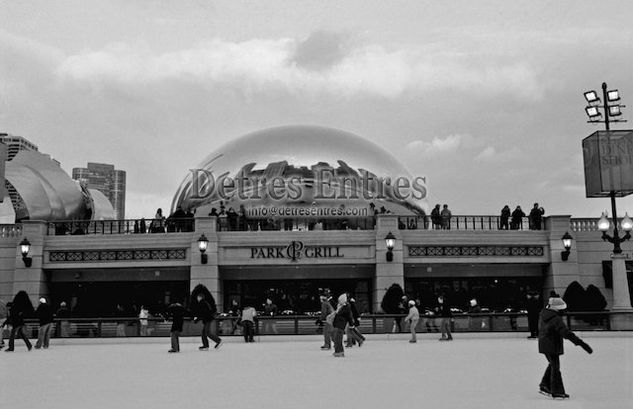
584;82;632;310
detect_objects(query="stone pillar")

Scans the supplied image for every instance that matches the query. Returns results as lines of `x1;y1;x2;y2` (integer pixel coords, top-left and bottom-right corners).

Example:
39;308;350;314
190;216;222;311
611;254;632;310
544;216;580;298
13;221;48;306
374;215;404;312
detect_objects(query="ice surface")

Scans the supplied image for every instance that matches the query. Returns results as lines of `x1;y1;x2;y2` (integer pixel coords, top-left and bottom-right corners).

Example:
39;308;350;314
1;333;631;409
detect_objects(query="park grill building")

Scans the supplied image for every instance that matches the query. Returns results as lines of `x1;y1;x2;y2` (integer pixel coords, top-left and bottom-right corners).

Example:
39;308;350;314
0;126;631;319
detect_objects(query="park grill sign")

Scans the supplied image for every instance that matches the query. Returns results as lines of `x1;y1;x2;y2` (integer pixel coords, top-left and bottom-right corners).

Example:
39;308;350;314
250;241;344;261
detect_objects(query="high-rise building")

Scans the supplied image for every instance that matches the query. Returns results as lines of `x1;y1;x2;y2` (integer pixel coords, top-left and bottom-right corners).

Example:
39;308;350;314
72;162;126;219
0;133;39;160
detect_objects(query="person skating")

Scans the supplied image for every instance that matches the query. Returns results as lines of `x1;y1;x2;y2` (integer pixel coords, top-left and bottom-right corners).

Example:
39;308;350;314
240;304;256;343
332;294;355;357
34;297;55;349
192;291;222;350
405;300;420;343
345;295;365;347
319;292;335;350
436;295;453;341
0;301;11;349
165;300;187;353
526;291;542;339
5;291;34;352
538;294;593;399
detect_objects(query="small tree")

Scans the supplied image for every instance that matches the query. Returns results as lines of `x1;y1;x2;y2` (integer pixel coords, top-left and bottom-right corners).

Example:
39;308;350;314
585;284;608;311
381;283;404;314
562;281;586;311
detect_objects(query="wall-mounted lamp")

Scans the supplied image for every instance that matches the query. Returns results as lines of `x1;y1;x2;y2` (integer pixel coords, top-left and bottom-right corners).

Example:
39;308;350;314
198;233;209;264
385;231;396;262
561;232;573;261
19;237;32;267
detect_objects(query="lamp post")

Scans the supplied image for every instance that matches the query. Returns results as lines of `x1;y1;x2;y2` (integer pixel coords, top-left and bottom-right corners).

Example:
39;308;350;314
385;232;396;262
19;237;33;267
561;232;573;261
584;82;632;310
198;233;209;264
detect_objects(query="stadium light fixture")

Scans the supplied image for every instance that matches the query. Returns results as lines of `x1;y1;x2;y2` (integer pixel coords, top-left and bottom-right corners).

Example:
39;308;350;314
607;89;620;102
584;90;600;104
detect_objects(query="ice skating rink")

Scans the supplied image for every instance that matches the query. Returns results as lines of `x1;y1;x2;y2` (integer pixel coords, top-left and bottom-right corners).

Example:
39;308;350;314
1;333;631;409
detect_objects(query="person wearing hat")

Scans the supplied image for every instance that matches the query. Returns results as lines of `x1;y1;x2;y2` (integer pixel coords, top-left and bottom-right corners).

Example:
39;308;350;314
35;297;55;349
332;293;355;357
538;294;593;399
404;300;420;343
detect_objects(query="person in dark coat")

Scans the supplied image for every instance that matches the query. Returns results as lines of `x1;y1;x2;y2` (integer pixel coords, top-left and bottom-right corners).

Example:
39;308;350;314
511;206;525;230
500;205;511;230
529;203;545;230
332;294;355;357
538;295;593;399
319;293;335;350
345;294;365;347
431;204;441;229
165;300;187;353
56;302;71;337
5;290;34;352
192;292;222;350
34;297;55;349
526;291;542;339
435;295;453;341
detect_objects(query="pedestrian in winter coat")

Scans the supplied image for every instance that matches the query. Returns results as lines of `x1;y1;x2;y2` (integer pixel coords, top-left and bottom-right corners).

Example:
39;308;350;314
240;305;257;343
319;294;335;350
526;291;542;339
511;206;525;230
139;306;150;336
500;205;511;230
345;295;365;347
405;300;420;343
332;294;355;357
193;293;222;350
5;291;34;352
436;295;453;341
166;301;187;353
262;298;278;335
538;295;593;399
35;298;55;349
529;203;545;230
431;204;441;229
440;204;452;230
56;302;71;337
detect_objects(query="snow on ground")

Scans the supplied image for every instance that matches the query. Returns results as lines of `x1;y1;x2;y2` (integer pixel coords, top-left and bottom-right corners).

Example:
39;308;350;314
1;333;631;409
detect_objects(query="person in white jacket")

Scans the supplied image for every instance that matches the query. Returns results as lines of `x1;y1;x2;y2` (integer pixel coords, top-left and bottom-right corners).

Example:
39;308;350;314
405;300;420;343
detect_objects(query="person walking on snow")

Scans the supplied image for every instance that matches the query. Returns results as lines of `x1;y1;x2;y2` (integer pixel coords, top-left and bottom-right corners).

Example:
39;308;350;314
319;293;335;350
405;300;420;343
538;294;593;399
34;297;54;349
193;292;223;350
332;294;355;358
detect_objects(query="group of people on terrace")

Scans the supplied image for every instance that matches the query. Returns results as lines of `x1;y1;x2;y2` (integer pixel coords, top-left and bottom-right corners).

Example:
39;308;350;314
500;203;546;230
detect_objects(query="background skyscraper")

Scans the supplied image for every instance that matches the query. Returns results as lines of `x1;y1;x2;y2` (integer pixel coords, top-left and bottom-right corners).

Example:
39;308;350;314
72;162;126;219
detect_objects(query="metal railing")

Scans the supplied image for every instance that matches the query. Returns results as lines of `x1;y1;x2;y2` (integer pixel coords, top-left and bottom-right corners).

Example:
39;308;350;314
47;218;195;236
569;217;624;232
10;311;630;339
216;216;376;232
399;216;535;231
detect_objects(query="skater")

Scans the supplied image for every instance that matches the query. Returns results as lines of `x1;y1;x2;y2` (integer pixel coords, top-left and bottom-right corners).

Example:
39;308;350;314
5;291;34;352
115;304;127;337
56;301;71;337
34;297;55;349
405;300;420;343
538;295;593;399
262;298;278;335
345;295;365;347
436;295;453;341
192;291;222;350
240;304;256;343
139;305;149;336
526;291;542;339
165;300;186;353
319;292;335;350
332;294;355;357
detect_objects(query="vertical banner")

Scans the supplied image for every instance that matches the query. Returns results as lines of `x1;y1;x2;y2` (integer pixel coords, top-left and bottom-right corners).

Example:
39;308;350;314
583;130;633;198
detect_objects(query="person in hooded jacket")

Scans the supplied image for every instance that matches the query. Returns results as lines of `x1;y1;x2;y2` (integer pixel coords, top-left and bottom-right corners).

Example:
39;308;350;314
35;297;55;349
345;294;365;347
5;290;34;352
332;294;355;357
538;295;593;399
165;300;187;353
193;293;222;350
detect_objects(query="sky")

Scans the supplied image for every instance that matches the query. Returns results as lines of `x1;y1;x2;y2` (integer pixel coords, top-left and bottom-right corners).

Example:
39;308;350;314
1;0;633;219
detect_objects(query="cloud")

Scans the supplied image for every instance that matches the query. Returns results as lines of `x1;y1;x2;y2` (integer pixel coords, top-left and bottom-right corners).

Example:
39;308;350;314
55;34;544;100
474;146;522;163
406;134;470;156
